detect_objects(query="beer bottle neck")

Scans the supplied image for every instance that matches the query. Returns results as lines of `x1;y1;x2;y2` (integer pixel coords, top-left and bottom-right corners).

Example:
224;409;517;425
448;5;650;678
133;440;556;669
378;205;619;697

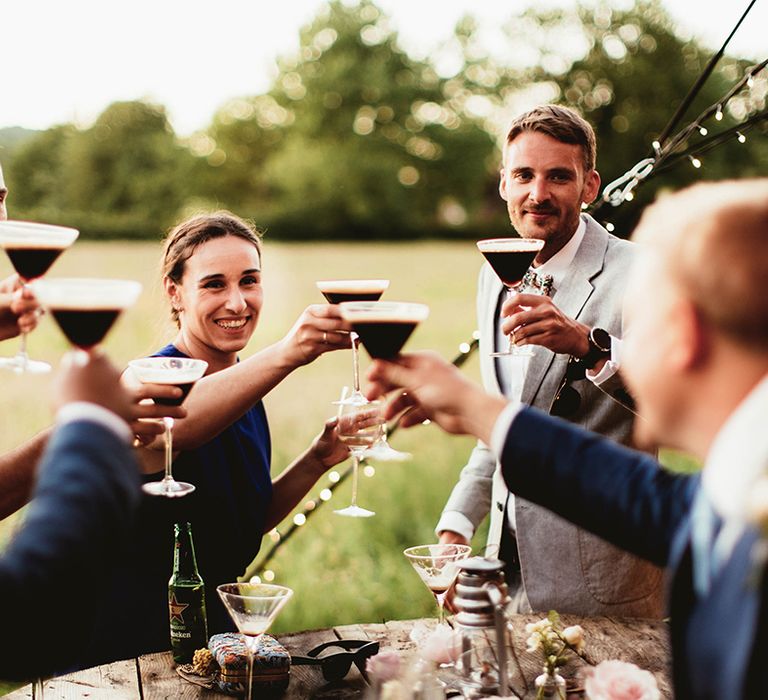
173;522;202;580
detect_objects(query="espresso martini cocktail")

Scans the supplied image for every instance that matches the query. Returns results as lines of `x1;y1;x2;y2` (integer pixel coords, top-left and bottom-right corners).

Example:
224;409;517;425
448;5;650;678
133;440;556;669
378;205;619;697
476;237;544;357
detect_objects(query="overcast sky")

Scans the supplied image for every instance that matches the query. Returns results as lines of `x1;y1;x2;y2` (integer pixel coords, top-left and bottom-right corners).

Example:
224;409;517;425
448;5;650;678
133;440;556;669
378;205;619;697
1;0;765;136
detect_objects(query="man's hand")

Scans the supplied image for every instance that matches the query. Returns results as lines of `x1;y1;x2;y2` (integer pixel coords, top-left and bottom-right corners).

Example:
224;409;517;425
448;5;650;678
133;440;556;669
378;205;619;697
366;351;507;444
0;285;41;341
439;530;470;547
53;350;134;421
501;293;590;357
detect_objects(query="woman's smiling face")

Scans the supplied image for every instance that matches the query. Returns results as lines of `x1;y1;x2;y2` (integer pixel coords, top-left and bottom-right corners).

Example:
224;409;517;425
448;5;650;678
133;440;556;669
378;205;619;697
168;234;263;361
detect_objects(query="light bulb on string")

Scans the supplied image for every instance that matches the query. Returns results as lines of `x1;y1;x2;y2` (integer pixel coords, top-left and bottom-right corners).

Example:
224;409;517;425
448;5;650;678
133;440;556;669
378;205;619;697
689;155;702;169
625;191;634;202
698;126;708;136
747;74;755;89
715;105;724;121
605;222;615;232
737;131;747;143
652;140;661;155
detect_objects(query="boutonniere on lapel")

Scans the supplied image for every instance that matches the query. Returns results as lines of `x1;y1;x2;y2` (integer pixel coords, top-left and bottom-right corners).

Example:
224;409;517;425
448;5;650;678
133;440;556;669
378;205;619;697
745;474;768;588
521;270;554;296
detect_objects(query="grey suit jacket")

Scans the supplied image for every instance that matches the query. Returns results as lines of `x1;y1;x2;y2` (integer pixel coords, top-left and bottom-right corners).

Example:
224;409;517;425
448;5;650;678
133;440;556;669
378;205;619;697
437;215;664;617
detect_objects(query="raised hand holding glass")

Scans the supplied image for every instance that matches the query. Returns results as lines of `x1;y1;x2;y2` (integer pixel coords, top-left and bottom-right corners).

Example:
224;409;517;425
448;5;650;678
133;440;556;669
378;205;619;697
127;356;208;497
0;221;79;373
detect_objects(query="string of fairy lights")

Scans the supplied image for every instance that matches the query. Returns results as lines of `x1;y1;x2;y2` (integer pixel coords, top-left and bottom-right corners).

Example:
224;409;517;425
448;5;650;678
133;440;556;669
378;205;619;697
594;59;767;229
248;4;766;583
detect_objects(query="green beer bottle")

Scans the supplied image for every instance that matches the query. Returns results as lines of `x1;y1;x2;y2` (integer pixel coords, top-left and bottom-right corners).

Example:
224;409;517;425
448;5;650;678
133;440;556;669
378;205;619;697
169;522;208;664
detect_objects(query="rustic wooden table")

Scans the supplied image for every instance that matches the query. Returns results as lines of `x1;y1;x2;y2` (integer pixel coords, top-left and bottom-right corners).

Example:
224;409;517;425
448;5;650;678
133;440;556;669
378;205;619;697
6;615;671;699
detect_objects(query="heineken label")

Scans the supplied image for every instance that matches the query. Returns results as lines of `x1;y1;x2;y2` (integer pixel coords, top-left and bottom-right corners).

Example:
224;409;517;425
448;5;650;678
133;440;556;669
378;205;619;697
169;583;208;664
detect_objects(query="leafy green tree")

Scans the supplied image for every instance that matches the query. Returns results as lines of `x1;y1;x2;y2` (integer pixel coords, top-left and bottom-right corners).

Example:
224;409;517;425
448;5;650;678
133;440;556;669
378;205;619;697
63;101;192;229
487;0;767;235
200;0;499;239
7;124;76;212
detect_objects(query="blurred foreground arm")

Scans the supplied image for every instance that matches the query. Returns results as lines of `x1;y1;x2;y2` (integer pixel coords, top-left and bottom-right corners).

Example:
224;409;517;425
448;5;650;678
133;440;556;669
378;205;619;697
0;351;141;680
366;351;508;445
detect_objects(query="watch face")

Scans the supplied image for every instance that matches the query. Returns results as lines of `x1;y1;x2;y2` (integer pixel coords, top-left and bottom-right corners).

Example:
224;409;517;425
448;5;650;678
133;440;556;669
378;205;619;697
591;328;611;352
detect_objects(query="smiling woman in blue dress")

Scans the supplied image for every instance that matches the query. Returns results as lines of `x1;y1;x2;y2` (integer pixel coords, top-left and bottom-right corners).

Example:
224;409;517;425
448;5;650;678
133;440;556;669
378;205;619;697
83;211;351;667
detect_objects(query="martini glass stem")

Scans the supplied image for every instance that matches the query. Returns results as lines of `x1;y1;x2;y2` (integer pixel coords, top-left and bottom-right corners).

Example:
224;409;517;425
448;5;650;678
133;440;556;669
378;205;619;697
351;331;361;394
15;281;31;371
163;416;175;487
349;452;361;508
436;593;446;624
246;639;256;700
16;330;30;371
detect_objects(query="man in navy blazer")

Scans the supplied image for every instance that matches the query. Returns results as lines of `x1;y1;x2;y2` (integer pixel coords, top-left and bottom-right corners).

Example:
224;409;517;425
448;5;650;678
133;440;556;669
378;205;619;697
0;351;143;681
367;179;768;699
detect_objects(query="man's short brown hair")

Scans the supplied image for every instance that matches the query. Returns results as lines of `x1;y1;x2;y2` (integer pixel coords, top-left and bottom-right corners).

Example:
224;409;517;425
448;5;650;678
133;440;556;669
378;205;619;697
633;179;768;351
505;105;597;173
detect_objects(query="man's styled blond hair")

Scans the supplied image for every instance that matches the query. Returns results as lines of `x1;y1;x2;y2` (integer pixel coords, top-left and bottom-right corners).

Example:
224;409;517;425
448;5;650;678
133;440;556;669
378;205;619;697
633;179;768;350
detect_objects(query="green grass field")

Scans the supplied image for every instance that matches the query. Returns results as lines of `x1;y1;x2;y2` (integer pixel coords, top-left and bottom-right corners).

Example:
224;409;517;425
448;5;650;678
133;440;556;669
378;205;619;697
0;240;698;692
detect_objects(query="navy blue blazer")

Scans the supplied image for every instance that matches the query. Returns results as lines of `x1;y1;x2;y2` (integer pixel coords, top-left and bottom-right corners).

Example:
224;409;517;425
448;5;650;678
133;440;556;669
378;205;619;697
0;420;139;681
501;406;767;700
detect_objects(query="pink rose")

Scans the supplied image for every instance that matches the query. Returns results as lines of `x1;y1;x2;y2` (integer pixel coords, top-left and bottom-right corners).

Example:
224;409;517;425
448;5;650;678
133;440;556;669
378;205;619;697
416;625;463;665
366;650;402;683
585;660;660;700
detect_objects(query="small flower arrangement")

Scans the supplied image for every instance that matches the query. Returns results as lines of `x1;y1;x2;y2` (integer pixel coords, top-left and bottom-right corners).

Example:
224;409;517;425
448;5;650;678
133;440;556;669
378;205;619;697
525;611;585;673
584;659;660;700
525;611;585;699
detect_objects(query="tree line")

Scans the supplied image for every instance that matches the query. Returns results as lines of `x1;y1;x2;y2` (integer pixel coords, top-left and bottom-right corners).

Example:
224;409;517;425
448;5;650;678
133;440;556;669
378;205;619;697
1;0;765;240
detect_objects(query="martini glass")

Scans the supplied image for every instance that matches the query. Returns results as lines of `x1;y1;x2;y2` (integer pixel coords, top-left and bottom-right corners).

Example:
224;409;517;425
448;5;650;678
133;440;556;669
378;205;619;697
217;583;293;700
476;238;544;357
127;356;209;498
31;278;143;359
0;220;79;373
338;301;429;461
317;279;389;404
404;544;472;624
334;396;384;517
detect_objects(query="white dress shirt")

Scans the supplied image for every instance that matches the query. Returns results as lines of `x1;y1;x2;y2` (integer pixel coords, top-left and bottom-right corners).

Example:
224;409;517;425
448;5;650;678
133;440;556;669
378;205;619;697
702;374;768;572
56;402;133;444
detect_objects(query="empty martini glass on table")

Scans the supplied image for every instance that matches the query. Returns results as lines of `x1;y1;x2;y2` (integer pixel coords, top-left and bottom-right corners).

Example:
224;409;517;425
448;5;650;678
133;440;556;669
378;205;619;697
127;356;209;498
0;220;79;373
333;393;384;518
217;583;293;700
404;544;472;624
476;238;544;357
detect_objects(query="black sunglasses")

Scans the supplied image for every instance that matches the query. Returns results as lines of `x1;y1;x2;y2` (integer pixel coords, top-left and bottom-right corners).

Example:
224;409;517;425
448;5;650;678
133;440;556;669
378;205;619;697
550;356;586;418
291;640;380;682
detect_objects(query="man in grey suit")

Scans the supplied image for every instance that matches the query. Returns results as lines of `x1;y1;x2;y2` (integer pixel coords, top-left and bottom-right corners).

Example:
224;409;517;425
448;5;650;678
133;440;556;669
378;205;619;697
436;105;664;616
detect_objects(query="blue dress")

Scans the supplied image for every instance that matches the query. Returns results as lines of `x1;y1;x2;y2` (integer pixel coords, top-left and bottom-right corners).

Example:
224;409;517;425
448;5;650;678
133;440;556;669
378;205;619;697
81;344;273;667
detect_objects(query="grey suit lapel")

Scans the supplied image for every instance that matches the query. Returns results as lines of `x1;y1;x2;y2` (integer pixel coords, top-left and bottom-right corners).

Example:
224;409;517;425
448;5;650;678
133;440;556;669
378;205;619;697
520;216;610;407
